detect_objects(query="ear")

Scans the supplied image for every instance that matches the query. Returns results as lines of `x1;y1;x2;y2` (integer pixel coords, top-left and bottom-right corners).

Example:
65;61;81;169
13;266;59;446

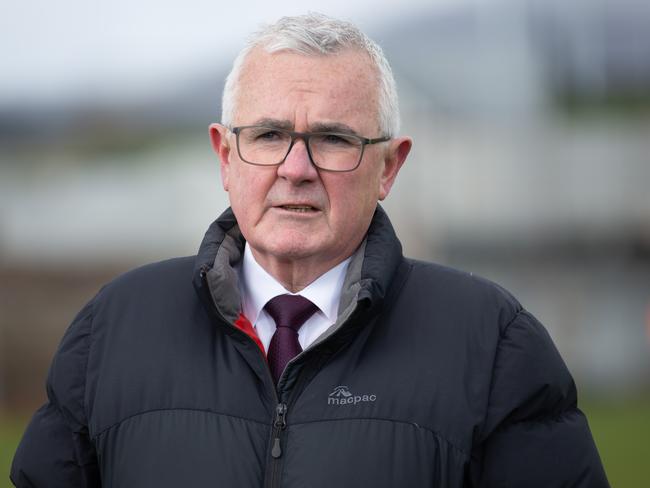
209;123;232;191
378;136;412;200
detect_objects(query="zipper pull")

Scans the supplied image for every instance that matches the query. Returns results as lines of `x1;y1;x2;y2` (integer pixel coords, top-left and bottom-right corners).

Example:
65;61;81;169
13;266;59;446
271;438;282;458
271;403;287;459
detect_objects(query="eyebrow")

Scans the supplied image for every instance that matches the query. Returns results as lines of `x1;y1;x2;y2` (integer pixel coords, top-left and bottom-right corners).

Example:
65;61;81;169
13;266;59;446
250;118;294;130
247;118;360;136
309;122;359;136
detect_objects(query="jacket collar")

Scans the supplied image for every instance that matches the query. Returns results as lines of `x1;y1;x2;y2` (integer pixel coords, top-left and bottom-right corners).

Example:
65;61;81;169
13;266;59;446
193;205;404;325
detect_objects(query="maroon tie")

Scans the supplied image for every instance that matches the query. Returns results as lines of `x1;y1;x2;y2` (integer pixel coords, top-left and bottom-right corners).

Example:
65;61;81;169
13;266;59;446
265;294;319;384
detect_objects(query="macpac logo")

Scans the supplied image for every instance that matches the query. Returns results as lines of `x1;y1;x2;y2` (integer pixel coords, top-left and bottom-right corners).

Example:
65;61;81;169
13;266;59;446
327;385;377;406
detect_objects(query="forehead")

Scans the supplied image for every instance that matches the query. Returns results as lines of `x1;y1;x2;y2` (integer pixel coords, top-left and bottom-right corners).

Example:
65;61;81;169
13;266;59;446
234;47;380;132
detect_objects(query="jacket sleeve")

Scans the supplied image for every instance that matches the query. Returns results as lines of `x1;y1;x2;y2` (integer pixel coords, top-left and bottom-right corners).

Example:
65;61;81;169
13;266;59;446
468;309;610;487
10;299;101;488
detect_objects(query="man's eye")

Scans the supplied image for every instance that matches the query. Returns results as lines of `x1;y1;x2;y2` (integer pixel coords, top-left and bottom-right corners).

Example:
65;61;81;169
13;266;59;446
254;130;280;141
322;134;354;145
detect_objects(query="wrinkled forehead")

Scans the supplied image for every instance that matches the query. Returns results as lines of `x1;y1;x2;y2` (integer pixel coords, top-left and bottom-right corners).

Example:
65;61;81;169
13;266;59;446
233;47;382;132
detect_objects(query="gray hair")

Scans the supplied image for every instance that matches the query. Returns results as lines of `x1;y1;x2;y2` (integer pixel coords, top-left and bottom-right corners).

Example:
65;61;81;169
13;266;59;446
221;13;400;137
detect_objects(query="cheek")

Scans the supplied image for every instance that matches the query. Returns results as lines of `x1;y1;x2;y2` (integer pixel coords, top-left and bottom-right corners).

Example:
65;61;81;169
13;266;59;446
230;166;274;212
327;176;379;227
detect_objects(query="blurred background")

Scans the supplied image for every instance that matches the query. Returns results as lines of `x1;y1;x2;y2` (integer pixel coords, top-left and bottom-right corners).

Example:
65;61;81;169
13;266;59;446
1;0;649;485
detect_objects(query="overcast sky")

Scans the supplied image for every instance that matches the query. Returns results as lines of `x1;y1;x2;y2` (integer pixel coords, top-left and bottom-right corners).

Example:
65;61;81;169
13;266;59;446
1;0;462;106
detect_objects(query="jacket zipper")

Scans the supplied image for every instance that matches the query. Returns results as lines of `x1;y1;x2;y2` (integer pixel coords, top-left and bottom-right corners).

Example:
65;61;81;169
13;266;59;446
266;401;288;487
271;403;287;458
264;358;319;488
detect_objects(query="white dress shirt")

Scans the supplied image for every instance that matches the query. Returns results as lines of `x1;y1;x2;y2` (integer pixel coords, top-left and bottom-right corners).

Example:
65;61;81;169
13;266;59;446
238;244;351;353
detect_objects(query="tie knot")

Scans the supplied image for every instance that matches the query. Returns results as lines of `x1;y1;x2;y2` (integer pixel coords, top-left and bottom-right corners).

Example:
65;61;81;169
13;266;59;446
264;294;319;332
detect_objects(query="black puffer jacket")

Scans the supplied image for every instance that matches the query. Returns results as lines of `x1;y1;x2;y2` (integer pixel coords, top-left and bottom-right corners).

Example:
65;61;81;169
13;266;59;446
11;207;609;487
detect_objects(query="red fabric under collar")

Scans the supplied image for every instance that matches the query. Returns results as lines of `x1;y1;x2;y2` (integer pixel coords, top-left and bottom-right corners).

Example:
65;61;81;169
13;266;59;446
234;312;266;357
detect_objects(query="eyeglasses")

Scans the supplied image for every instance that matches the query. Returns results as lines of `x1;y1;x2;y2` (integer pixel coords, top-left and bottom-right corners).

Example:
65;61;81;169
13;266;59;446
231;125;390;172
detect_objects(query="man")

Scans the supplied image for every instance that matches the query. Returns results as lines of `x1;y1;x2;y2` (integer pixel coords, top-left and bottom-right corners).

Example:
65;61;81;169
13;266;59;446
12;13;608;487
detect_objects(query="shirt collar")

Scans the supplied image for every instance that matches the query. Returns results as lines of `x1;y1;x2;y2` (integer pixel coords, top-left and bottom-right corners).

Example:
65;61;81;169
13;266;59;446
239;243;351;326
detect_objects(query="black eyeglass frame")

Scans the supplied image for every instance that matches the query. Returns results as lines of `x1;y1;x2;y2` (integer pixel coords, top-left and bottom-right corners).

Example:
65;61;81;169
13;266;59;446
231;125;391;172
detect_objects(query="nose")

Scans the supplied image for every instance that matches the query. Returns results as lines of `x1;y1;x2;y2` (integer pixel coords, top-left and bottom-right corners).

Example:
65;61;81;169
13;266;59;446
276;138;319;184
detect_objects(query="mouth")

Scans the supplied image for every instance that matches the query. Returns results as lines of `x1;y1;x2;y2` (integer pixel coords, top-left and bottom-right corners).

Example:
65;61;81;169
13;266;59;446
278;205;319;213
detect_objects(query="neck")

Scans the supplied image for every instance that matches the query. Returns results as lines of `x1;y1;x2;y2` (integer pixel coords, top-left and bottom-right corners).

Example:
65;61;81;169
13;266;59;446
249;249;352;293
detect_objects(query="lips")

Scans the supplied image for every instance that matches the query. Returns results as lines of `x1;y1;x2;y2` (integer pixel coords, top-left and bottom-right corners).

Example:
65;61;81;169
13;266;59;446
268;193;324;213
279;204;319;213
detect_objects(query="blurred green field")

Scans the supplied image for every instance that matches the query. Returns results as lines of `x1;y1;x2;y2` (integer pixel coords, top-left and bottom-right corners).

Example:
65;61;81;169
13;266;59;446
0;414;27;488
1;395;649;487
581;395;650;488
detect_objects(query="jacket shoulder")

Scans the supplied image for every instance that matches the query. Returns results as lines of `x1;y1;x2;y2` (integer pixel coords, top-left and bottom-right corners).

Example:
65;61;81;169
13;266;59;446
93;256;196;306
102;256;196;292
404;258;522;332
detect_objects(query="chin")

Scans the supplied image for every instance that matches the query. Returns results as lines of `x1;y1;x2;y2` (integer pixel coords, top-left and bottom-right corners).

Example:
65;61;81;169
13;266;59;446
268;231;341;259
265;239;323;260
